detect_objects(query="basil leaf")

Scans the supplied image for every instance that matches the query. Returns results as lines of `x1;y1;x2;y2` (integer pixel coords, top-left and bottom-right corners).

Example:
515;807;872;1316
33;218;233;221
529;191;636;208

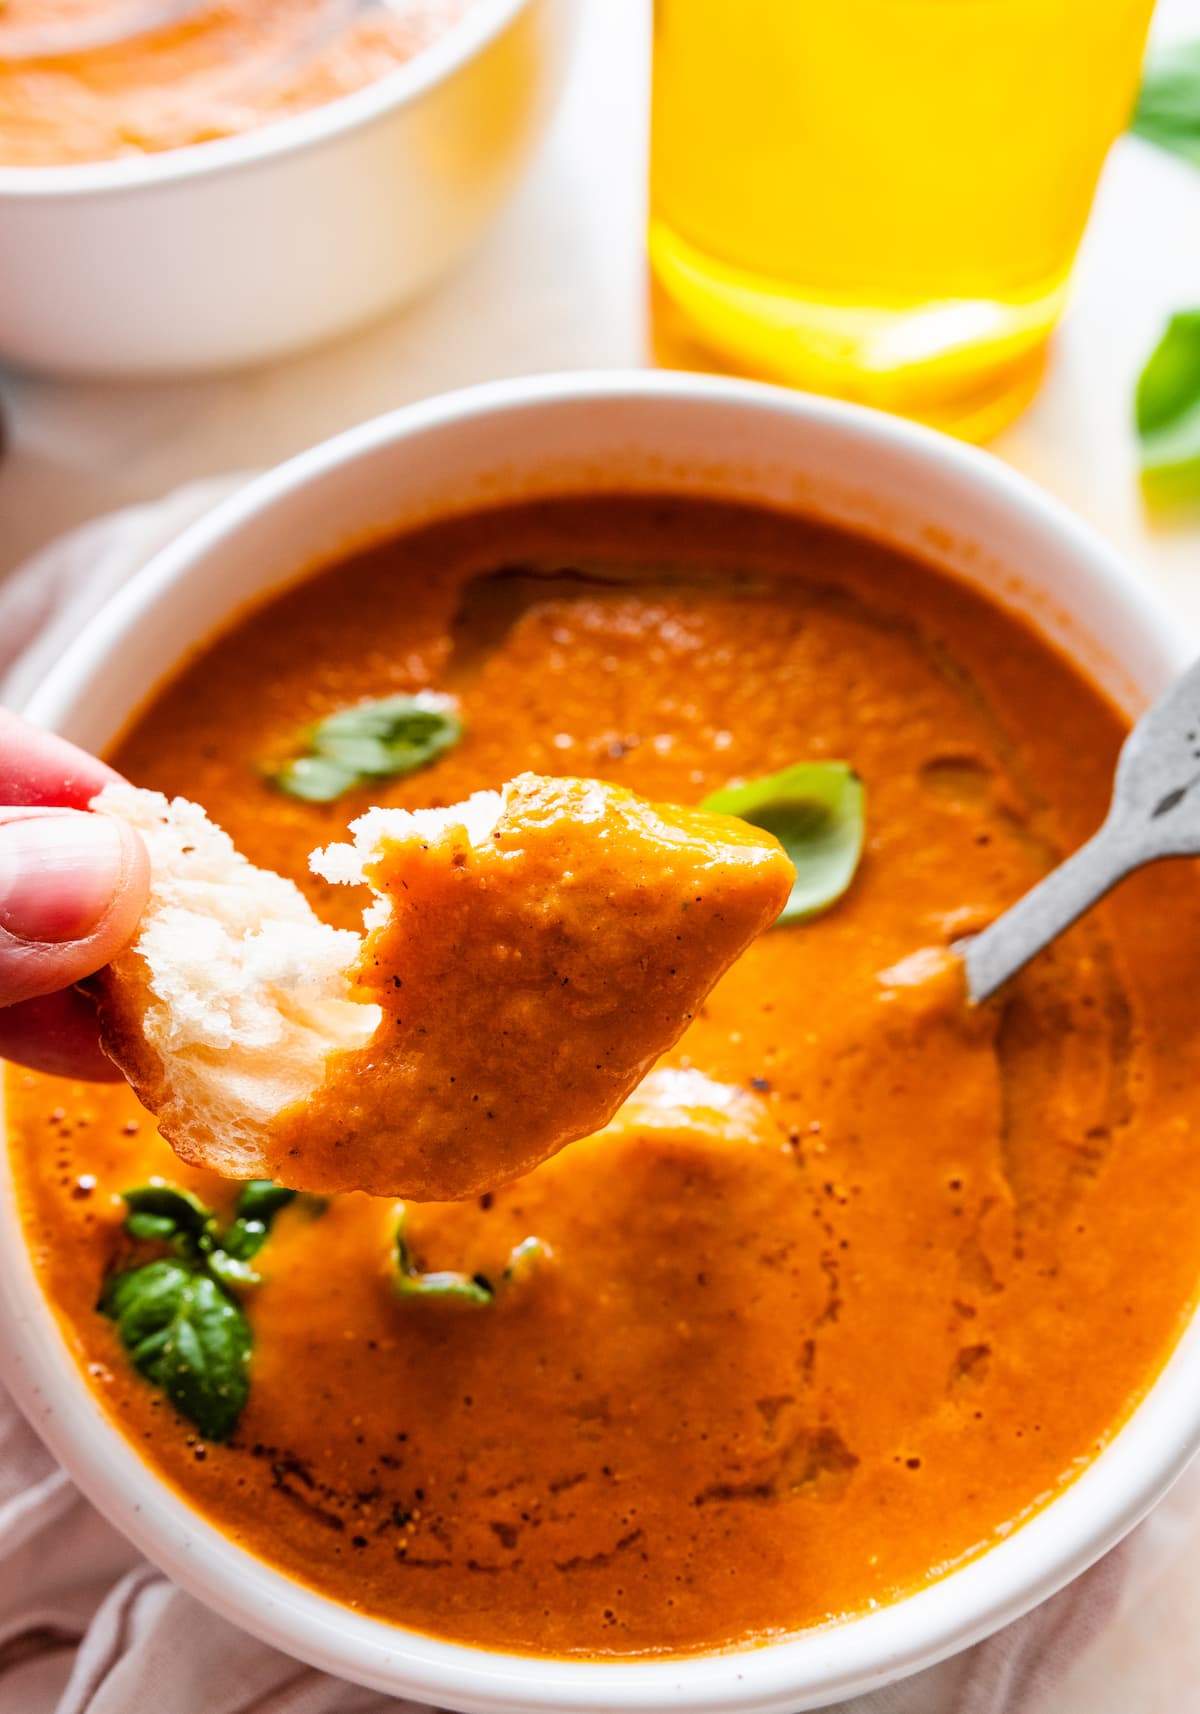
219;1220;269;1265
104;1179;309;1433
218;1181;306;1277
120;1177;301;1285
397;1269;495;1304
503;1236;552;1282
1133;39;1200;168
313;696;462;778
314;734;405;776
125;1212;180;1243
206;1250;263;1290
99;1259;251;1442
392;1210;552;1304
393;1207;494;1304
267;755;360;804
268;693;463;803
1136;312;1200;506
702;762;865;924
120;1182;218;1257
219;1180;297;1266
233;1180;299;1224
315;694;461;750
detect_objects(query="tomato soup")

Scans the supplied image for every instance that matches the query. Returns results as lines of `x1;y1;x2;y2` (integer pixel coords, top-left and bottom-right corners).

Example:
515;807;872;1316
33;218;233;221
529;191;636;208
0;0;469;167
10;495;1200;1658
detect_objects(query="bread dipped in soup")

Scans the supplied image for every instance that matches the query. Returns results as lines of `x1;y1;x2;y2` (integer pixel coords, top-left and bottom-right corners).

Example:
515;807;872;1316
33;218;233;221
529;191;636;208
89;772;794;1200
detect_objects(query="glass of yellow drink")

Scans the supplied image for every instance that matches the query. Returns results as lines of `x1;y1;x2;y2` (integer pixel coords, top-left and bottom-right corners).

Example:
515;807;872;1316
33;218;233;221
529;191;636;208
649;0;1156;439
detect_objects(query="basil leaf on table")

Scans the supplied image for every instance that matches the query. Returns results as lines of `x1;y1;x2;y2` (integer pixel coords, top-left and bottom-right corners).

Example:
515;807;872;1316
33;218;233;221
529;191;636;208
267;692;463;803
1132;39;1200;168
702;761;865;924
100;1259;251;1444
1136;312;1200;507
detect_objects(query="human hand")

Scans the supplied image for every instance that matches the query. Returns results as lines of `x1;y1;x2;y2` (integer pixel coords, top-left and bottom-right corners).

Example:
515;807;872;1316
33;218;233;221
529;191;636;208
0;710;149;1079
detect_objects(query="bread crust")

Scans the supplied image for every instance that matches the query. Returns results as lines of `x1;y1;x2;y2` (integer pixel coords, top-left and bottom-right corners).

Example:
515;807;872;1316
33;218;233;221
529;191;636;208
88;782;372;1180
89;957;270;1177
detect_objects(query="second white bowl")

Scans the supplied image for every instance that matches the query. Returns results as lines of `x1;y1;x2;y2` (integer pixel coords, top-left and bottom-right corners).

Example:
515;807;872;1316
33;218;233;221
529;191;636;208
0;0;574;376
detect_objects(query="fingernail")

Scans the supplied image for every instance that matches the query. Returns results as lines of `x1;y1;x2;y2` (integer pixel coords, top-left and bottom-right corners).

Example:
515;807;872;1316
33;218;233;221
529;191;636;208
0;813;130;944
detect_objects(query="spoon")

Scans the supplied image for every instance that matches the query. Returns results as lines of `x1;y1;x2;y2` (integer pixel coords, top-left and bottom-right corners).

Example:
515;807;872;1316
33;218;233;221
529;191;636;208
962;653;1200;1002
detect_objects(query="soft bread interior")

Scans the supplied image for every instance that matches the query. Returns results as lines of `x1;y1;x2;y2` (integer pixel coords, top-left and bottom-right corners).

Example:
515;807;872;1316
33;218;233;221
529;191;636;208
92;777;790;1196
310;789;503;921
91;783;380;1177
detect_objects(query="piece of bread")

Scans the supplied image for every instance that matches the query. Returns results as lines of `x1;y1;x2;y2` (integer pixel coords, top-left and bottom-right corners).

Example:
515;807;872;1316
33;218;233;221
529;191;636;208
91;773;795;1200
88;783;377;1180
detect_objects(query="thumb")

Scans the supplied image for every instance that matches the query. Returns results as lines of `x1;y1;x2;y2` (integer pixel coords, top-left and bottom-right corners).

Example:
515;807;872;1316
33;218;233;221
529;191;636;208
0;809;149;1007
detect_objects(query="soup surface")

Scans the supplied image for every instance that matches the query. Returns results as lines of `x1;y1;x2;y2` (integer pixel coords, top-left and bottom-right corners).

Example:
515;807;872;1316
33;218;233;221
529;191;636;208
0;0;468;167
10;496;1200;1658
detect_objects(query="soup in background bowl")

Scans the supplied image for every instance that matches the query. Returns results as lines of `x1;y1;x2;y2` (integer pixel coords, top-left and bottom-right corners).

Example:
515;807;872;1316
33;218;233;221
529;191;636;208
0;0;472;166
2;373;1198;1714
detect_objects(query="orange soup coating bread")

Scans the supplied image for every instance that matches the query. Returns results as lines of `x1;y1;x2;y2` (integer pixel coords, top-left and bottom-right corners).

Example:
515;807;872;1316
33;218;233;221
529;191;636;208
91;772;793;1199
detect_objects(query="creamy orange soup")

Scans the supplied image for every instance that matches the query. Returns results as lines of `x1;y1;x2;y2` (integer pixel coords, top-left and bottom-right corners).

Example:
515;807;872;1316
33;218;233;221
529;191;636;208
0;0;469;166
10;496;1200;1658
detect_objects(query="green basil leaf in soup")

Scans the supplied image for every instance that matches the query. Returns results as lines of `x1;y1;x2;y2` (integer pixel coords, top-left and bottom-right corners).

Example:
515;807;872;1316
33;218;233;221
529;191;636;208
269;692;463;802
313;734;403;777
1132;39;1200;168
397;1269;495;1304
221;1181;301;1268
702;762;865;925
227;1179;295;1238
313;693;462;776
1136;312;1200;507
391;1210;555;1305
232;1179;298;1223
393;1206;494;1305
99;1259;252;1442
266;754;362;804
121;1182;218;1256
205;1249;264;1290
124;1211;180;1243
502;1235;553;1283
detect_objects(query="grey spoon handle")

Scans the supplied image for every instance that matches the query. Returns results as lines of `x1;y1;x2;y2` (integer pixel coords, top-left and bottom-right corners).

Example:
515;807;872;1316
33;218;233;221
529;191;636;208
961;825;1137;1002
962;652;1200;1004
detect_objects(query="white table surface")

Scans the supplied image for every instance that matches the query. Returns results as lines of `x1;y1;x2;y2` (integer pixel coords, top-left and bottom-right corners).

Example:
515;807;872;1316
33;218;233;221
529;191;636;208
2;1;1200;1708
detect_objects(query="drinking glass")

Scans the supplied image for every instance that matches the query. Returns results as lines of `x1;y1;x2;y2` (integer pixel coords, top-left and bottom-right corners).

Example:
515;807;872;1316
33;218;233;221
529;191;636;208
649;0;1157;439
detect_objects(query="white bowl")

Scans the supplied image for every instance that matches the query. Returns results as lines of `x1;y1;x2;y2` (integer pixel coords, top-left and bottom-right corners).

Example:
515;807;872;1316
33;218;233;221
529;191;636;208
3;373;1195;1711
0;0;574;377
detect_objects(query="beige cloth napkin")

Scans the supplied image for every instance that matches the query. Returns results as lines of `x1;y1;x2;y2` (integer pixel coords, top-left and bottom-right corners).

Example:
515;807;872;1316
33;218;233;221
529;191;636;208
0;487;1192;1714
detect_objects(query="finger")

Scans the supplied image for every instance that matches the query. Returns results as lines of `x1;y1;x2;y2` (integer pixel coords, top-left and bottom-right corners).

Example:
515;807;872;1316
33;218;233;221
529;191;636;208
0;708;119;809
0;810;150;1007
0;988;123;1082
